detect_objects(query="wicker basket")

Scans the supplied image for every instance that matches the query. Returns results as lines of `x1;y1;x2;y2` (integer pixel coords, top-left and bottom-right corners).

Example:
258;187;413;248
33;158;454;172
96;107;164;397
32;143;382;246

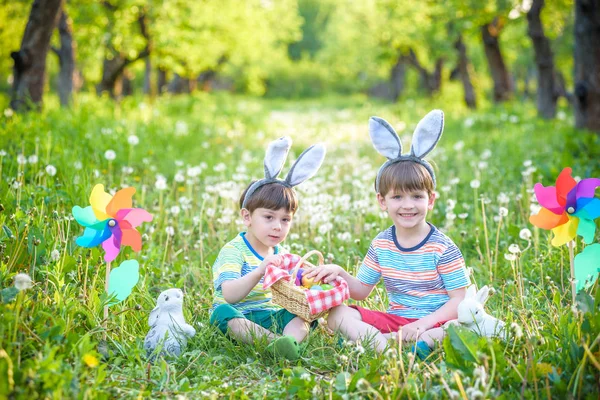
271;250;327;322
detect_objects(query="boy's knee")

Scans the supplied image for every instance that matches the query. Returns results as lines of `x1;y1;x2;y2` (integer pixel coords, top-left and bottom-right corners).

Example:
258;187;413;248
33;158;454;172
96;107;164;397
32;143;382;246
210;304;243;334
326;305;346;330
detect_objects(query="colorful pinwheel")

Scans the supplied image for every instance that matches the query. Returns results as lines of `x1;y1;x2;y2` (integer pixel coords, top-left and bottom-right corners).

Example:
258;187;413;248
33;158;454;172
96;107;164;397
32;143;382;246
529;168;600;247
72;184;153;262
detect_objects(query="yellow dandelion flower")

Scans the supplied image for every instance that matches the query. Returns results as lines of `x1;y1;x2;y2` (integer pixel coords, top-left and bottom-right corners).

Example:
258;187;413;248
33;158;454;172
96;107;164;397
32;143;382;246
536;363;553;375
83;354;99;368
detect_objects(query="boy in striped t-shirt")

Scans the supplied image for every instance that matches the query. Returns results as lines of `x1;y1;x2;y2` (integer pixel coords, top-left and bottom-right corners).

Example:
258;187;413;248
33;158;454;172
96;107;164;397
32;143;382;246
210;138;325;361
305;112;470;355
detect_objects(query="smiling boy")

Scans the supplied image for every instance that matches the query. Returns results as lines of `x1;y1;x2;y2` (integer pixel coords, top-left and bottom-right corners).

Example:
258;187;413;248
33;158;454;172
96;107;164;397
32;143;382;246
305;112;470;354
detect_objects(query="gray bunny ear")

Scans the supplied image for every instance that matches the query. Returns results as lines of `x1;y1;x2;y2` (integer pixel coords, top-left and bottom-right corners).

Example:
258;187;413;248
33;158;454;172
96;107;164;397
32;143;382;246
148;306;160;326
264;137;292;179
284;143;326;187
410;110;444;158
369;117;402;159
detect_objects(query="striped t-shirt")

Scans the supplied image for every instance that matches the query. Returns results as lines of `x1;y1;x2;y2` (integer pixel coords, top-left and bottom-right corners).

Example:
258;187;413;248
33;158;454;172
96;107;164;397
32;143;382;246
357;224;470;319
211;233;285;314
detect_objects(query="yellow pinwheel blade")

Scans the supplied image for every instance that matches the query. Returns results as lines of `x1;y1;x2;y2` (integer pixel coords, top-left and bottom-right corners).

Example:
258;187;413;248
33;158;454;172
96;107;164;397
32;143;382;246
551;215;579;247
90;184;112;221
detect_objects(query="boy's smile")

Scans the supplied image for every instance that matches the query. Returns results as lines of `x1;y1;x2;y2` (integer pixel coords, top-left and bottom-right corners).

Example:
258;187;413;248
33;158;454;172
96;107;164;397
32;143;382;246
377;190;435;233
241;207;293;255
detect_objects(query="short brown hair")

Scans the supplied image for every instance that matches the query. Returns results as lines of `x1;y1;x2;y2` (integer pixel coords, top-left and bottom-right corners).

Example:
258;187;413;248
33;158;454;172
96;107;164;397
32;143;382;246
239;182;298;214
377;161;435;197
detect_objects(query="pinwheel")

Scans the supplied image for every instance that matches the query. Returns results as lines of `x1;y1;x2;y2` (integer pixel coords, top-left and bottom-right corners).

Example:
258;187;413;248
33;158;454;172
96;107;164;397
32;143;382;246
529;168;600;247
72;184;153;262
529;167;600;301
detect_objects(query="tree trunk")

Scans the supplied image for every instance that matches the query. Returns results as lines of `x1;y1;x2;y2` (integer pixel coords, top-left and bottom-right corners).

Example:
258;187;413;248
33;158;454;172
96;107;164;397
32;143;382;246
144;56;152;95
10;0;62;111
157;68;167;94
168;73;193;94
574;0;600;132
52;5;75;107
481;18;513;102
527;0;556;119
96;10;150;97
389;53;407;101
454;34;477;109
121;69;134;96
407;48;443;95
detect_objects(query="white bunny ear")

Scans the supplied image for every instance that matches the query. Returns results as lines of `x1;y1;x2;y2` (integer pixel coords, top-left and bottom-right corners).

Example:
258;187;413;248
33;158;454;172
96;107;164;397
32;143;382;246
476;286;490;304
410;110;444;158
264;137;292;179
284;143;326;187
148;306;160;326
465;285;477;299
369;117;402;159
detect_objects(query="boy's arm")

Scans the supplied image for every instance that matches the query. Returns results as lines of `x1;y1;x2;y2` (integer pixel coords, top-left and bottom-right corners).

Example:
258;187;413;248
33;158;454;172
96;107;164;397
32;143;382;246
304;265;374;300
400;287;466;341
221;255;283;304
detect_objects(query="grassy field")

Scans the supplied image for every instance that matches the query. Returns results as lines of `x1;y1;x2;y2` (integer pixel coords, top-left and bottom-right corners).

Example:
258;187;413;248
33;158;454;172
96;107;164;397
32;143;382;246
0;91;599;399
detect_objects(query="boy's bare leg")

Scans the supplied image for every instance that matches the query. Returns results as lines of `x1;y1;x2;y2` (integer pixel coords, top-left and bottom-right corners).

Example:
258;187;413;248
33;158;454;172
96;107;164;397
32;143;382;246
418;327;445;348
327;305;388;353
282;317;310;343
227;318;277;344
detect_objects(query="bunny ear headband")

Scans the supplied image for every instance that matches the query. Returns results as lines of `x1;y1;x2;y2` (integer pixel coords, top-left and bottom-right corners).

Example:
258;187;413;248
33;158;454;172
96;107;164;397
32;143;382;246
369;109;444;193
241;136;326;209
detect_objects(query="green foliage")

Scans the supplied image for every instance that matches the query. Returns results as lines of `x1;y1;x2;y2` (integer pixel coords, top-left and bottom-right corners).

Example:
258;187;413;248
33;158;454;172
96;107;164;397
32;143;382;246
0;89;599;397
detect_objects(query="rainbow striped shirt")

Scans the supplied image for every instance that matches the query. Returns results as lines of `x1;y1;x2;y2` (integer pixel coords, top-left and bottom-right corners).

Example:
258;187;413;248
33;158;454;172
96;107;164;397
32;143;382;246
357;224;470;319
211;233;284;314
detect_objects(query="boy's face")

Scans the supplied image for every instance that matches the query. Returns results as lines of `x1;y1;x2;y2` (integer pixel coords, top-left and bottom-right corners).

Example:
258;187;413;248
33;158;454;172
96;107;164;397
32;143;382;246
241;207;293;248
377;189;435;231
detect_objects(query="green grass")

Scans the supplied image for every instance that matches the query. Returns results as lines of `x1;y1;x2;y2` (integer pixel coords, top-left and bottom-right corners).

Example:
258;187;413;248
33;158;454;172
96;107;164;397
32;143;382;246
0;91;599;398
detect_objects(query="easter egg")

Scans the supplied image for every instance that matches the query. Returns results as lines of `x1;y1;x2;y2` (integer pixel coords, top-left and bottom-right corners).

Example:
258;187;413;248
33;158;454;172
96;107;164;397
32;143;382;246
310;285;323;291
294;268;305;286
320;284;333;290
301;275;316;288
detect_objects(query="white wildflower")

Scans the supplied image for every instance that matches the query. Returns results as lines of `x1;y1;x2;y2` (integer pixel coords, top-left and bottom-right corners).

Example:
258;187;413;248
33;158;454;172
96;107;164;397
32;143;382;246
28;155;38;164
14;273;33;291
17;154;27;165
155;175;168;191
174;172;185;183
50;249;61;261
104;150;116;161
127;135;139;146
45;165;57;176
508;244;521;254
519;228;532;240
453;141;465;151
498;207;508;217
165;226;175;236
170;205;181;215
470;179;480;189
74;161;82;170
504;253;517;261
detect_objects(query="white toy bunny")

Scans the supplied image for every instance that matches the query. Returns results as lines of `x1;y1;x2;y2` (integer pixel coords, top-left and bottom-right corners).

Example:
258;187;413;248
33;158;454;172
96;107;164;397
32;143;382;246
445;285;506;338
144;288;196;359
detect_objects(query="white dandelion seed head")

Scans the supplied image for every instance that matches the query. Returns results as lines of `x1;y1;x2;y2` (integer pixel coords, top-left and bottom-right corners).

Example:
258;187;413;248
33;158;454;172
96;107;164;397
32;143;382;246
127;135;139;146
104;150;116;161
508;244;521;254
45;165;57;176
14;273;33;291
470;179;480;189
498;207;508;217
519;228;532;240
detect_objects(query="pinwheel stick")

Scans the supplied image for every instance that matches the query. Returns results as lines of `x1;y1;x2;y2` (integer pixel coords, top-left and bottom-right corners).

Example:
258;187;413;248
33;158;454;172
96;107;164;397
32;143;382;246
103;261;111;339
567;241;576;305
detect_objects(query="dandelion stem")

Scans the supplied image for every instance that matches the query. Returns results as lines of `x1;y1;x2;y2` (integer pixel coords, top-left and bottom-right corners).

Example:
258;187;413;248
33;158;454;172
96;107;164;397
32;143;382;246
493;216;503;278
480;198;492;280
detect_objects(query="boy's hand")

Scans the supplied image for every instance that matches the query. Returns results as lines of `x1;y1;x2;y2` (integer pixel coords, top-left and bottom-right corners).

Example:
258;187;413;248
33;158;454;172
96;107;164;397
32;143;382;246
399;321;430;342
303;264;343;284
258;254;283;275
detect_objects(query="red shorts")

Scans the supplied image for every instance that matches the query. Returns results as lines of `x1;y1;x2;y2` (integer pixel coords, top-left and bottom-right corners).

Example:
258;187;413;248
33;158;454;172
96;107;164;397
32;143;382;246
350;305;446;334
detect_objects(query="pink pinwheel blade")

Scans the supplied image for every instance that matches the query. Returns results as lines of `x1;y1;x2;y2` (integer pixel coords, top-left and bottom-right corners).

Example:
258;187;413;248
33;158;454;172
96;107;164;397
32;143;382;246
533;183;564;215
116;208;153;227
102;224;122;262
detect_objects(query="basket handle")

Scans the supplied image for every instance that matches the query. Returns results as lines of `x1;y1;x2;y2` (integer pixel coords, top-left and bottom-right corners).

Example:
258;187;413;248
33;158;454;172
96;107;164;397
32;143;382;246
288;250;324;283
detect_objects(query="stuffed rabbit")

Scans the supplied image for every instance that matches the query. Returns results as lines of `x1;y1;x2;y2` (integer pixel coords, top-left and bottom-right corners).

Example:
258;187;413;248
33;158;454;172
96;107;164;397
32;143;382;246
144;288;196;358
445;285;506;338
